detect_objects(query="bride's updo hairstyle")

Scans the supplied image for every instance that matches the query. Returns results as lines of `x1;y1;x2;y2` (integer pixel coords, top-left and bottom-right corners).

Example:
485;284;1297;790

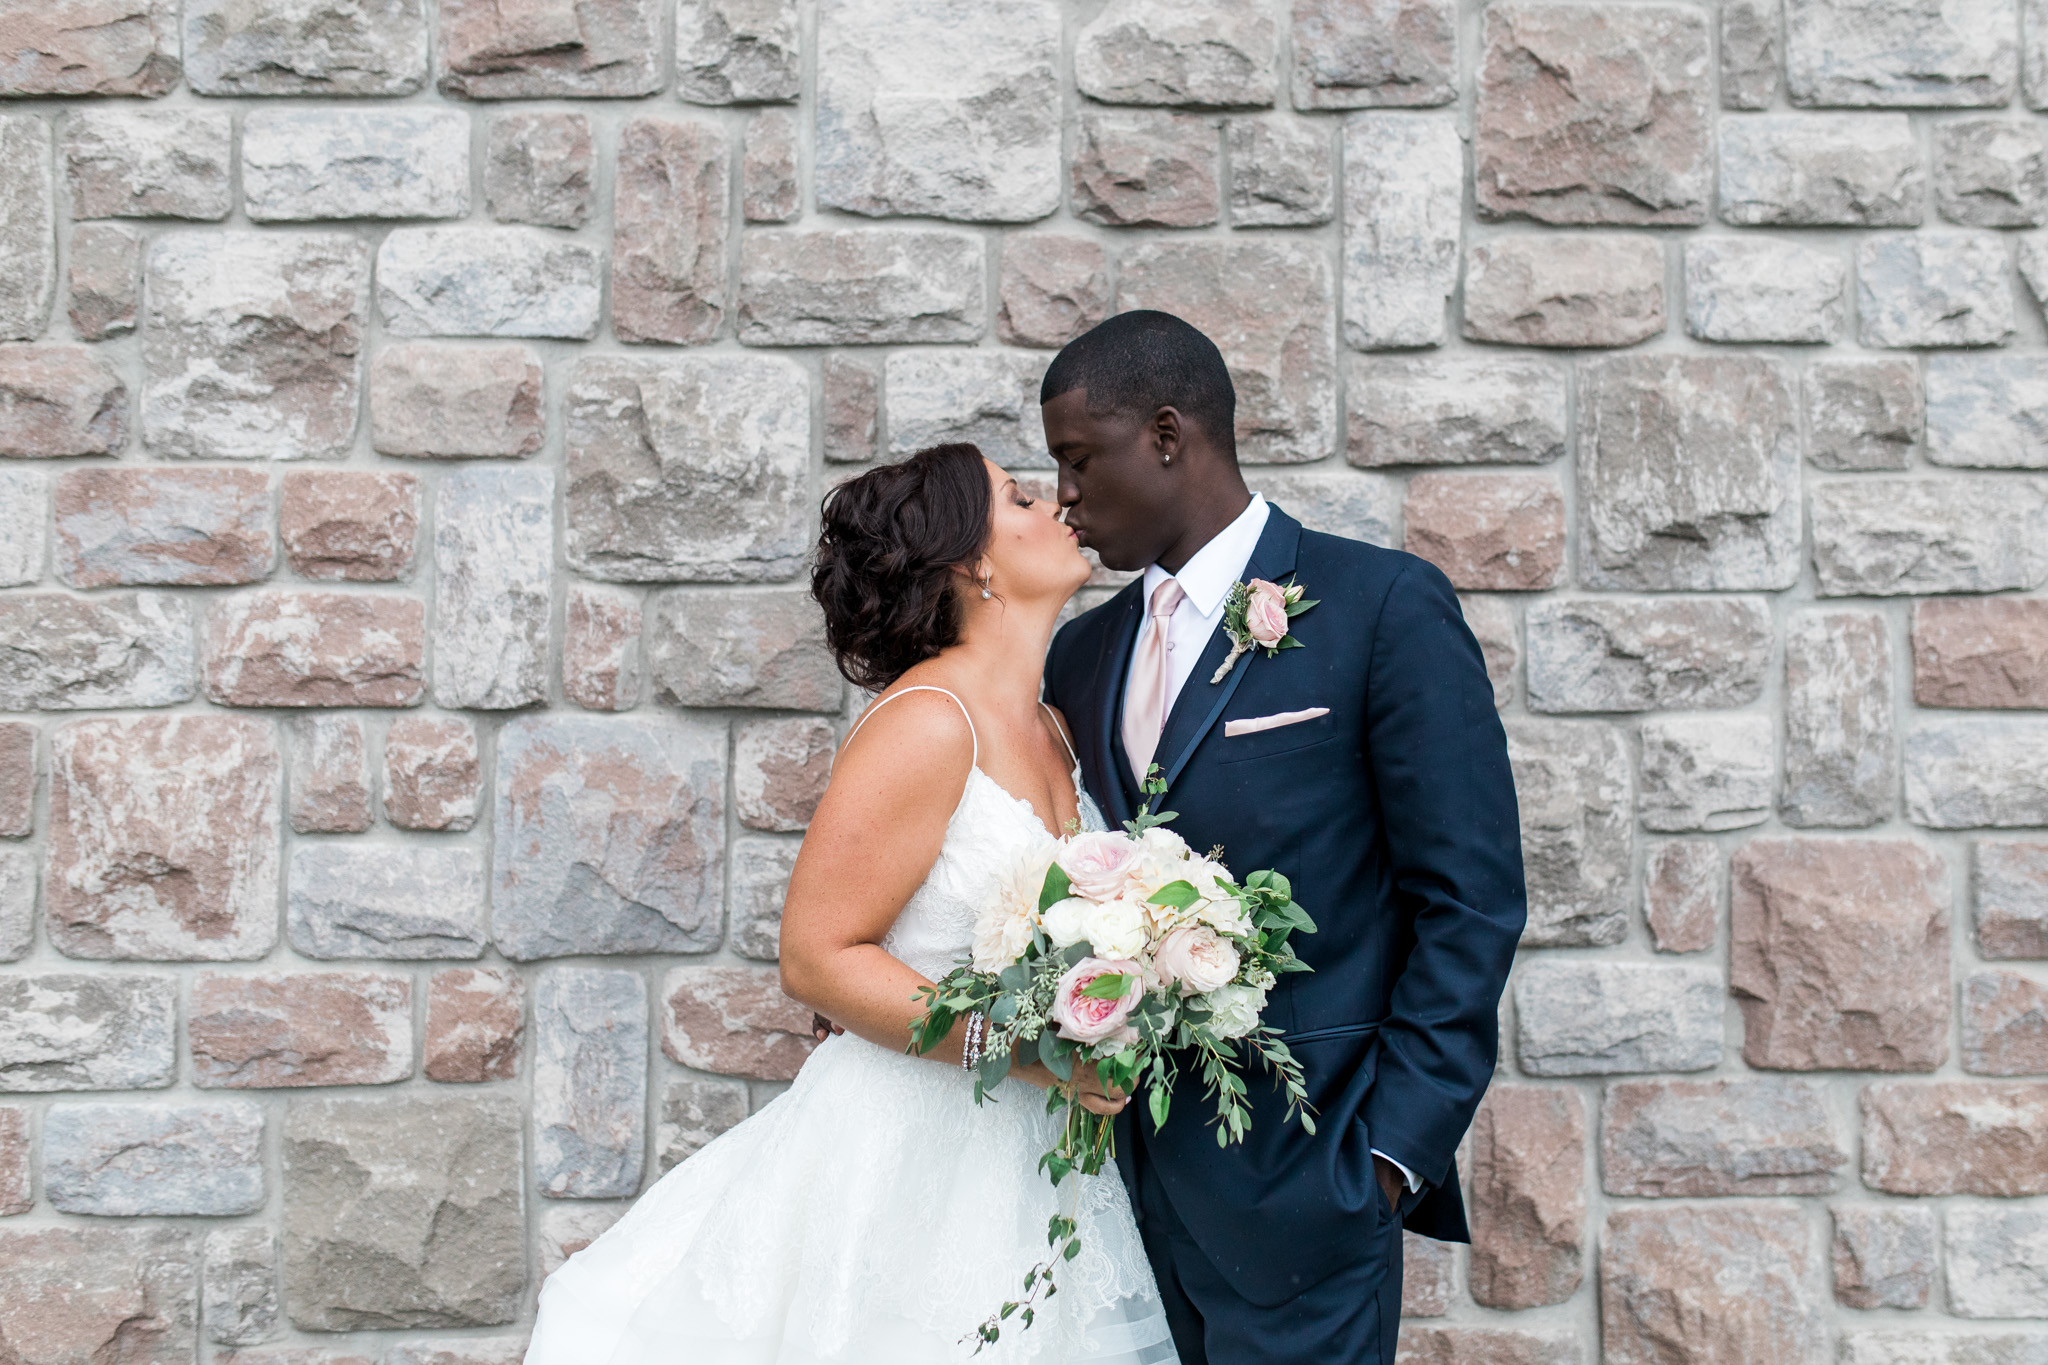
812;442;992;691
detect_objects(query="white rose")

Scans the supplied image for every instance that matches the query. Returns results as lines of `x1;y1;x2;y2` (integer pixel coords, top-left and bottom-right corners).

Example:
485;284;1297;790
1040;896;1091;949
1081;896;1150;959
1153;925;1241;996
1203;983;1268;1040
1197;895;1253;938
1136;827;1191;862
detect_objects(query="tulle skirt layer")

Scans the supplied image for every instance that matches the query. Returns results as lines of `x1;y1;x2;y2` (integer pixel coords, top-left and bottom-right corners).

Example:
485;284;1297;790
525;1033;1179;1365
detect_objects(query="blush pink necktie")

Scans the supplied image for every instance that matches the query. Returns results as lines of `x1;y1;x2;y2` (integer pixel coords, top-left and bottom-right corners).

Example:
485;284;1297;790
1122;578;1186;780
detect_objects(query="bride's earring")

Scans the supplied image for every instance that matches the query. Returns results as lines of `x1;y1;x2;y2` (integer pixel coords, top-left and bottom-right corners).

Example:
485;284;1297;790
979;571;992;600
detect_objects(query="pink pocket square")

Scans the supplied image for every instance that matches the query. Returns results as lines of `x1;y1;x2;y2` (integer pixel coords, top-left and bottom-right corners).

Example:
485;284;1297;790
1223;707;1330;738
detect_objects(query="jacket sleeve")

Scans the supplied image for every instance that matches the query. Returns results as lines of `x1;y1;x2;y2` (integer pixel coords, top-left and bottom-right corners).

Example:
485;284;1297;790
1357;558;1527;1188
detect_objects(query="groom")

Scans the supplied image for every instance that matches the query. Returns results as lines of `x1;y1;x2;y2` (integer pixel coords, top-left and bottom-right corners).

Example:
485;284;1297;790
1039;311;1526;1365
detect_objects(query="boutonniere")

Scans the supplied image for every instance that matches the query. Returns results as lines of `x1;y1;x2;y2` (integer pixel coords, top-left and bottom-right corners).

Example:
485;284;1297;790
1211;577;1317;683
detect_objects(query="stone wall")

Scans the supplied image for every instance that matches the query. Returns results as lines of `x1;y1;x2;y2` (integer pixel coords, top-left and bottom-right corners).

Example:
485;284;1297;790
0;0;2043;1360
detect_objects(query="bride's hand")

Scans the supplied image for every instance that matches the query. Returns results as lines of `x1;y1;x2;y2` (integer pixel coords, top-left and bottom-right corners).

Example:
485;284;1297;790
1014;1056;1129;1116
1074;1064;1129;1117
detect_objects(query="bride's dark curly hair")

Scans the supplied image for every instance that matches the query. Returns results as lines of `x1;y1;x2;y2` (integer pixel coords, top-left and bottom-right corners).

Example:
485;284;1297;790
812;443;993;691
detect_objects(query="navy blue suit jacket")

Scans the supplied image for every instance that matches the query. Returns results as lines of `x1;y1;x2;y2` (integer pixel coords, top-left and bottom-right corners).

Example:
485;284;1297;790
1043;505;1526;1307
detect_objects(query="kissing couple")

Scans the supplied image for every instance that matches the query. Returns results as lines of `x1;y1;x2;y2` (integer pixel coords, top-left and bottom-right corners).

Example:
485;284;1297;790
524;312;1527;1365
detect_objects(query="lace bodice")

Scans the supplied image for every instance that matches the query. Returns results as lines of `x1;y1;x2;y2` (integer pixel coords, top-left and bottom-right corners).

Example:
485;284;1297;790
845;686;1108;981
882;764;1107;979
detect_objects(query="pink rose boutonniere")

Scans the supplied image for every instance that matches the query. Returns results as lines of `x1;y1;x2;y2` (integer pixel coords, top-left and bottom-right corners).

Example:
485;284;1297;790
1212;576;1317;682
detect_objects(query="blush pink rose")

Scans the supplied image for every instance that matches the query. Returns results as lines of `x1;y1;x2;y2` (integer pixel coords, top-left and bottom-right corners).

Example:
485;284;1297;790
1153;925;1241;996
1244;579;1290;648
1050;956;1144;1045
1058;831;1141;901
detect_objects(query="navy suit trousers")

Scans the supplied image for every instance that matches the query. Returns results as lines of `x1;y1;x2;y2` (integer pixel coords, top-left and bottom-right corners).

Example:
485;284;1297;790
1132;1118;1408;1365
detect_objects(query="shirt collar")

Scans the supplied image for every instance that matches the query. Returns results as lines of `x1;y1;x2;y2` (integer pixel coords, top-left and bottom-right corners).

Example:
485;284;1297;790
1142;494;1269;618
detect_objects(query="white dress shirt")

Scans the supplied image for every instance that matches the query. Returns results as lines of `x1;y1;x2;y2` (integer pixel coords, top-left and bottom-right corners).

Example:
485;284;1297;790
1120;494;1423;1197
1127;494;1271;720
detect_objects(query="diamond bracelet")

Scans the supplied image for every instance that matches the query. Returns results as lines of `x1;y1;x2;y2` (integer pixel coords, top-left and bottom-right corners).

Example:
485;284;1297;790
960;1011;988;1071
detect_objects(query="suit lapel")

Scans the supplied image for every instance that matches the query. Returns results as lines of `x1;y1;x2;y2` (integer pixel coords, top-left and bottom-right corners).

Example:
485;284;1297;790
1085;580;1145;829
1152;507;1304;794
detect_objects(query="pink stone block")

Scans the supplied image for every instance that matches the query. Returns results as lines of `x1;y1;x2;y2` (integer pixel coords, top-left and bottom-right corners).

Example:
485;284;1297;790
1467;1083;1584;1309
425;967;524;1084
47;715;280;962
383;715;481;832
205;592;426;708
733;716;834;832
54;468;272;587
280;471;420;583
190;972;413;1088
1731;838;1949;1072
563;586;642;712
1404;472;1566;592
661;965;815;1081
1913;598;2048;709
1861;1081;2048;1196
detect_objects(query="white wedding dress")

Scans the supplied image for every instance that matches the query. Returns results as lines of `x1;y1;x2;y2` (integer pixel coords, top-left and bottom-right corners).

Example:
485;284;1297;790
524;688;1180;1365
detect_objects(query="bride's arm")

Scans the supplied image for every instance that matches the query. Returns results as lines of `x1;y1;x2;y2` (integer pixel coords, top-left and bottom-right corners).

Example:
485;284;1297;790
777;691;1122;1112
779;689;975;1061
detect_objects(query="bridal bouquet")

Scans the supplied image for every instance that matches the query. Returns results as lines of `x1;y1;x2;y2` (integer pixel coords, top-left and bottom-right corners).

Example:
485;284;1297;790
911;772;1317;1349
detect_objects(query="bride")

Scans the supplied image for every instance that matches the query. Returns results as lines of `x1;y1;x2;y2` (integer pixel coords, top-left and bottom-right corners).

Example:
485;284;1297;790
524;443;1181;1365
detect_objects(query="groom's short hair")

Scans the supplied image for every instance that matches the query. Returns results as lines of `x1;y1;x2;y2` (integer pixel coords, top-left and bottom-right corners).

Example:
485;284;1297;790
1039;310;1236;457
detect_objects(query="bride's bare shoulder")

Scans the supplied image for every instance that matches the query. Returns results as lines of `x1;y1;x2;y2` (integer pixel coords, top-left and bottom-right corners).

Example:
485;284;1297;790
834;681;977;777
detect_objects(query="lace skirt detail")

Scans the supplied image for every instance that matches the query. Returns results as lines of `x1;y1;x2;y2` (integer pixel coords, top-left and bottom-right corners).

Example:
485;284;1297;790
525;1033;1178;1365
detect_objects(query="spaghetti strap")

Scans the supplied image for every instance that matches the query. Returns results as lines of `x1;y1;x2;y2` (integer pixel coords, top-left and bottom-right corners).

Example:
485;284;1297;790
1039;700;1081;771
839;685;979;769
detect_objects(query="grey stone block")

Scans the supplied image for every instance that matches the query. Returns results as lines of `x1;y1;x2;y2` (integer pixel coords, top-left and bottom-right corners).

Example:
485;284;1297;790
1577;354;1801;590
288;844;488;960
431;466;554;710
1506;719;1631;947
44;1100;264;1216
1906;720;2048;828
282;1094;524;1329
377;227;602;340
0;973;176;1092
815;0;1060;221
565;355;811;584
492;715;727;960
1526;596;1772;713
243;109;470;222
1810;477;2048;596
533;968;647;1199
1514;961;1724;1076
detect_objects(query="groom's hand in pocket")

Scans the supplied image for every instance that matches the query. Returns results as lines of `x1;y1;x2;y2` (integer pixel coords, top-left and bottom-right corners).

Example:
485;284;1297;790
1373;1155;1403;1215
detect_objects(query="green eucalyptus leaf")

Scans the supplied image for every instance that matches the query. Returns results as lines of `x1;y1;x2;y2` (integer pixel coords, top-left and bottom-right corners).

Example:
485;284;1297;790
1038;863;1072;913
1146;880;1200;909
